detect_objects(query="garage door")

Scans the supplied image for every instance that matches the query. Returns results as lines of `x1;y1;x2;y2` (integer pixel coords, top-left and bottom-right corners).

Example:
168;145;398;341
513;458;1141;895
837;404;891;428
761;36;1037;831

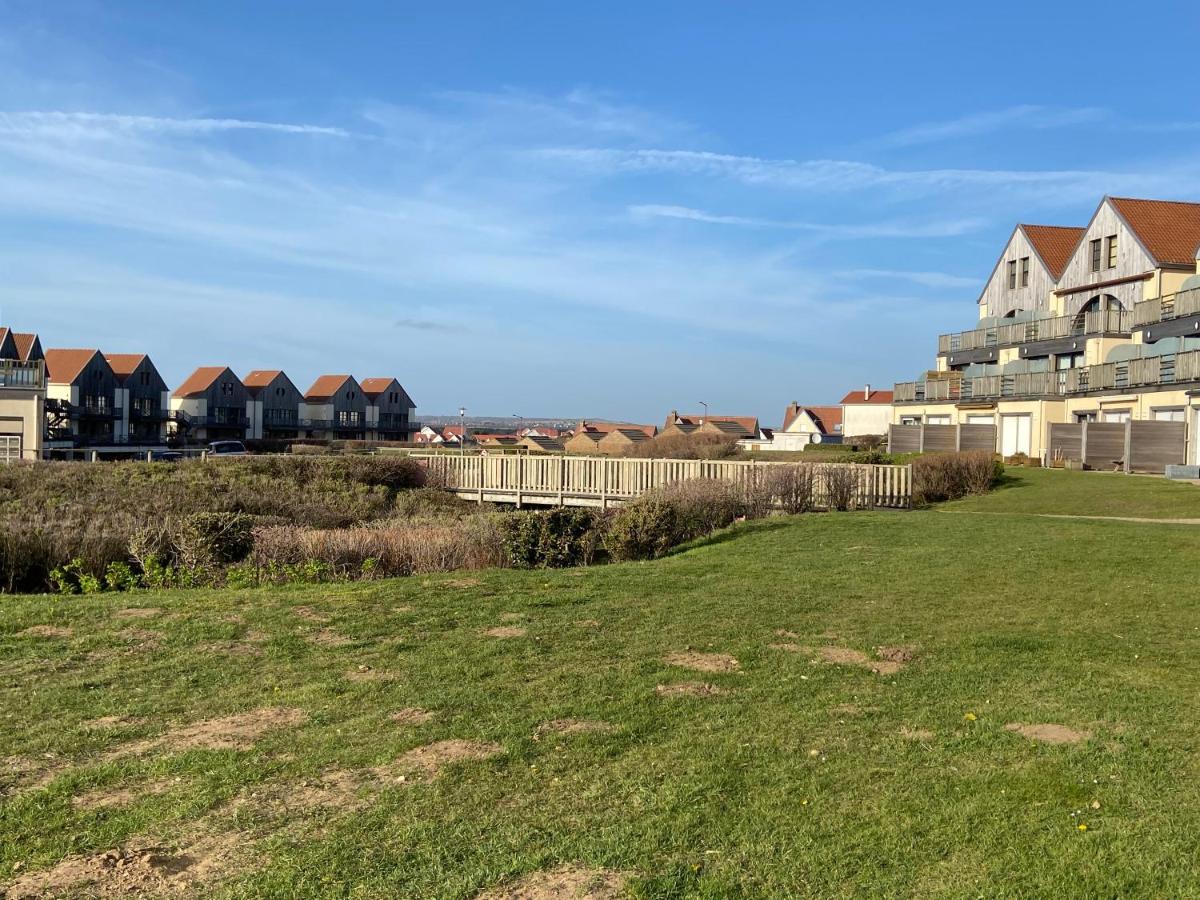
1000;415;1031;457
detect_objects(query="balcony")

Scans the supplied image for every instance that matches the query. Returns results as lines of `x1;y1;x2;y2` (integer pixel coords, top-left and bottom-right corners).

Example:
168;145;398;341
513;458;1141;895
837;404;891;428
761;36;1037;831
897;349;1200;403
1132;287;1200;344
199;411;249;428
71;402;122;419
130;405;168;421
0;359;45;389
938;310;1132;356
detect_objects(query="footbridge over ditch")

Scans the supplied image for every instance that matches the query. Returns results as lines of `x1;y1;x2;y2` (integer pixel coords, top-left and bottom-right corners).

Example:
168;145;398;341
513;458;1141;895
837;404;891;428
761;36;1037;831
411;453;912;510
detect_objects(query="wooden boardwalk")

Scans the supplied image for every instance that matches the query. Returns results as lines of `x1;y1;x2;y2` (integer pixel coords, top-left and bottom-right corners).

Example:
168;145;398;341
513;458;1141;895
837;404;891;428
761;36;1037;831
413;453;912;509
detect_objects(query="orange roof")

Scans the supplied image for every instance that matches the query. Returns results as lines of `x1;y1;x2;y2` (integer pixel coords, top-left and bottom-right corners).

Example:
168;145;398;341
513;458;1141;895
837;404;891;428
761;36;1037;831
1022;225;1085;279
801;406;843;434
1110;197;1200;266
44;348;102;384
577;420;657;438
359;377;397;398
839;388;895;405
174;366;233;399
12;333;40;361
104;353;147;381
670;413;758;434
243;369;283;389
304;374;357;401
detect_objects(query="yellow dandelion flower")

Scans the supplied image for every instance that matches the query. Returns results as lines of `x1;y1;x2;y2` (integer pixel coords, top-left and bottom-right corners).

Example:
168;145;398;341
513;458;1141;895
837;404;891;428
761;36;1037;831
963;712;977;722
1078;823;1088;832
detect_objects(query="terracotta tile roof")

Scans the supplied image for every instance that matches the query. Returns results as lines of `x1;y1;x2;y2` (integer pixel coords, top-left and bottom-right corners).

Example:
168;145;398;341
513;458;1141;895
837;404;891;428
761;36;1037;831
12;333;41;361
1109;197;1200;267
243;369;284;392
1020;225;1085;280
304;374;356;402
104;353;148;381
173;366;233;399
358;377;396;398
802;406;843;434
577;420;657;438
669;413;759;434
0;328;8;346
44;348;102;384
839;388;895;405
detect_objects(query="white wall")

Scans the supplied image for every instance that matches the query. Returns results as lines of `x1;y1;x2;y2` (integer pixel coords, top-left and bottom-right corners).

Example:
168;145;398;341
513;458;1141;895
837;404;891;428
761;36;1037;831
842;405;892;438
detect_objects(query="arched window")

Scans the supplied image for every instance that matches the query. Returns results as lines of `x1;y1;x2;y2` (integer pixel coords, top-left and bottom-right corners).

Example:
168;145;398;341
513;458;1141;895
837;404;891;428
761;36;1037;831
1074;294;1124;331
1003;308;1024;319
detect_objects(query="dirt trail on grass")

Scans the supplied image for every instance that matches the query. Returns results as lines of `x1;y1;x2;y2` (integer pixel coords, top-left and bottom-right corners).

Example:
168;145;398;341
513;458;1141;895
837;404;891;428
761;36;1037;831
476;865;628;899
664;651;740;673
484;626;527;638
1005;722;1090;745
16;625;72;638
72;777;177;810
115;707;307;757
4;833;245;899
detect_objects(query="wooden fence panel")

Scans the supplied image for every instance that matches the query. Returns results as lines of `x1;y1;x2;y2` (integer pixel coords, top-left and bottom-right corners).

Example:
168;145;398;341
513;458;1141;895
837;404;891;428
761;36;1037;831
1083;423;1125;471
921;425;957;452
1048;423;1083;463
888;424;921;453
1129;421;1187;473
957;424;997;452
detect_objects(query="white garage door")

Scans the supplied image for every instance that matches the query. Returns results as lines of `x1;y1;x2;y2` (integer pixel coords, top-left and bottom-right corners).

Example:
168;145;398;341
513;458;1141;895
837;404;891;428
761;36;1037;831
1000;415;1031;457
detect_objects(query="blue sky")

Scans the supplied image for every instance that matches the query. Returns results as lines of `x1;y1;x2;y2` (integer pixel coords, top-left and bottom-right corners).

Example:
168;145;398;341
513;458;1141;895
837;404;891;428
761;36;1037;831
3;1;1200;424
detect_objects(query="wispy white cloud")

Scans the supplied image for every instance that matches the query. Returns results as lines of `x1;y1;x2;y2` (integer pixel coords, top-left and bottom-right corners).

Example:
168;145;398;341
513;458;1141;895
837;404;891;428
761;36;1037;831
628;204;984;238
874;105;1108;148
0;110;352;140
839;268;981;289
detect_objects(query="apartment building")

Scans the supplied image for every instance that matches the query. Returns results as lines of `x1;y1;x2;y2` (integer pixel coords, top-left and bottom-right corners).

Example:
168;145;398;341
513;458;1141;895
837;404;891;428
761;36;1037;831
170;366;249;443
243;370;302;440
302;375;366;441
106;354;170;444
360;377;416;442
43;349;121;446
0;329;46;461
893;196;1200;467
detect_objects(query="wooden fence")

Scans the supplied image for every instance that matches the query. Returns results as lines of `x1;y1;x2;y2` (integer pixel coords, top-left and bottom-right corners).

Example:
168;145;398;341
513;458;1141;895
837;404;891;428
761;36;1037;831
1047;420;1187;473
412;453;912;509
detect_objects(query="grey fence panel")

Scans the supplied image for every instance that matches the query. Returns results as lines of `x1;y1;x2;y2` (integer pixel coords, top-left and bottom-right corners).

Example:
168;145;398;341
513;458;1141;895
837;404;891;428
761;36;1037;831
921;425;957;452
1048;423;1083;463
888;424;921;454
1129;421;1187;473
1084;423;1126;471
957;424;997;452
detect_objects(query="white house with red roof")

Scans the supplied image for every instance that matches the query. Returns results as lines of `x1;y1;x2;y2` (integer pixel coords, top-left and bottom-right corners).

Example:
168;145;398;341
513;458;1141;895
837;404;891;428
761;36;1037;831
840;386;894;439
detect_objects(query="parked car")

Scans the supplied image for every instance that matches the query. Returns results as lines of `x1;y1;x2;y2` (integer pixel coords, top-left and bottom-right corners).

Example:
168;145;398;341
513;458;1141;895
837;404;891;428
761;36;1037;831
149;449;184;462
206;440;248;457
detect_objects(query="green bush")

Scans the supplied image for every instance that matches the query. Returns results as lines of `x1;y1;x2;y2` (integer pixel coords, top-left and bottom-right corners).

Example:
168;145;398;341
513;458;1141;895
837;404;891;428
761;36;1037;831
500;508;602;569
174;512;255;568
912;450;1003;505
602;496;679;561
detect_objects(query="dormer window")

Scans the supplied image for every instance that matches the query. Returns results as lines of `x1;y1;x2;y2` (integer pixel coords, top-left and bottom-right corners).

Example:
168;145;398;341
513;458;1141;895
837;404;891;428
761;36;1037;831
1020;257;1030;287
1105;235;1118;269
1007;260;1017;290
1090;239;1102;272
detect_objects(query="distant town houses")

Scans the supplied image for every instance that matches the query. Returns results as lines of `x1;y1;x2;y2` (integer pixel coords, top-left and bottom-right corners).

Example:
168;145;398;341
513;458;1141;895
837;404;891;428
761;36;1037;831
0;326;418;460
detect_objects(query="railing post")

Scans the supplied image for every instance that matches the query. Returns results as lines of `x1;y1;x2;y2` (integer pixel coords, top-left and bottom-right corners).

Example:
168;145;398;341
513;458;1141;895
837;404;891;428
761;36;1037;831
600;458;608;509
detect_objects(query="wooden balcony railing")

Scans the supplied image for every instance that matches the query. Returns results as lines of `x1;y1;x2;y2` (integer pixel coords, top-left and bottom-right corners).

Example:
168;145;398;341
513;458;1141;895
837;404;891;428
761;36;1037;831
897;348;1200;403
937;309;1133;354
1132;287;1200;328
0;359;45;389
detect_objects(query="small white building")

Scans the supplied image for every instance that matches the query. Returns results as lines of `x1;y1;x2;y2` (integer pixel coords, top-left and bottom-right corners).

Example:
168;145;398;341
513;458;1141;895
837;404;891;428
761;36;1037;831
840;386;894;439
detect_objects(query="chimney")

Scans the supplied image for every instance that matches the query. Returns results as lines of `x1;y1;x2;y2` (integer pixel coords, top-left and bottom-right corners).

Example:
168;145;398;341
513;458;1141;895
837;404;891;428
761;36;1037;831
864;383;871;401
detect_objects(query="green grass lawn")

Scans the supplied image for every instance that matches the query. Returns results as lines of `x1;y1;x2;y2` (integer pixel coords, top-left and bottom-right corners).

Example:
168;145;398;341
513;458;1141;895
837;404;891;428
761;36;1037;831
945;465;1200;519
3;472;1200;897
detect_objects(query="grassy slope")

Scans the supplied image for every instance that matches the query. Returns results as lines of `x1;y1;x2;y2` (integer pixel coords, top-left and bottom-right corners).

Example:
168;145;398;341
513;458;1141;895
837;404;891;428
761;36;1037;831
945;466;1200;519
3;474;1200;897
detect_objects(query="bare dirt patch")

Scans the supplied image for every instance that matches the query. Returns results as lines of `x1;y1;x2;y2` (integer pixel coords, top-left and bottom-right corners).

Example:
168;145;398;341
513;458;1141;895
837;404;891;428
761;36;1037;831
72;777;177;810
664;651;740;674
768;642;809;653
118;707;307;757
307;627;353;648
292;606;330;623
345;666;397;683
2;754;70;794
774;629;801;639
115;607;162;620
655;681;727;698
17;624;73;638
900;727;935;741
484;626;527;639
243;629;269;643
390;707;434;727
1004;722;1091;745
876;645;918;664
199;640;264;658
118;628;163;646
816;646;909;676
533;719;616;740
4;833;245;899
391;740;502;780
476;865;627;900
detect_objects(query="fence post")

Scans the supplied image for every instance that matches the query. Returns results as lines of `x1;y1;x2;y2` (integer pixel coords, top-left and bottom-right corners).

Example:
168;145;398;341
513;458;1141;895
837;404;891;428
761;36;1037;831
918;425;926;453
954;425;962;452
1080;422;1089;471
515;454;523;507
1123;421;1133;474
600;458;608;509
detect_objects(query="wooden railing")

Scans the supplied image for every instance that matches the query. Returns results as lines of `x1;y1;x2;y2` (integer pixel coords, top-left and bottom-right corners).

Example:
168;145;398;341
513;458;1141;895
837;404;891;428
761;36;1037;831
0;359;45;389
413;453;912;509
1132;288;1200;328
938;309;1132;354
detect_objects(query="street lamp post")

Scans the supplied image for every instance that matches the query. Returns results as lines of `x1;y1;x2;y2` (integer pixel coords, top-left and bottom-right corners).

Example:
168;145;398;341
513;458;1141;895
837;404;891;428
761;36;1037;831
459;406;466;457
699;401;708;425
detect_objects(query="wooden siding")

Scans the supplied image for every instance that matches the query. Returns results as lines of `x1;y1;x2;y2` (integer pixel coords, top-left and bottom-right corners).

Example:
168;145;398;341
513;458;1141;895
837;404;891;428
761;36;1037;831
414;453;912;509
978;227;1059;319
1056;200;1155;316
